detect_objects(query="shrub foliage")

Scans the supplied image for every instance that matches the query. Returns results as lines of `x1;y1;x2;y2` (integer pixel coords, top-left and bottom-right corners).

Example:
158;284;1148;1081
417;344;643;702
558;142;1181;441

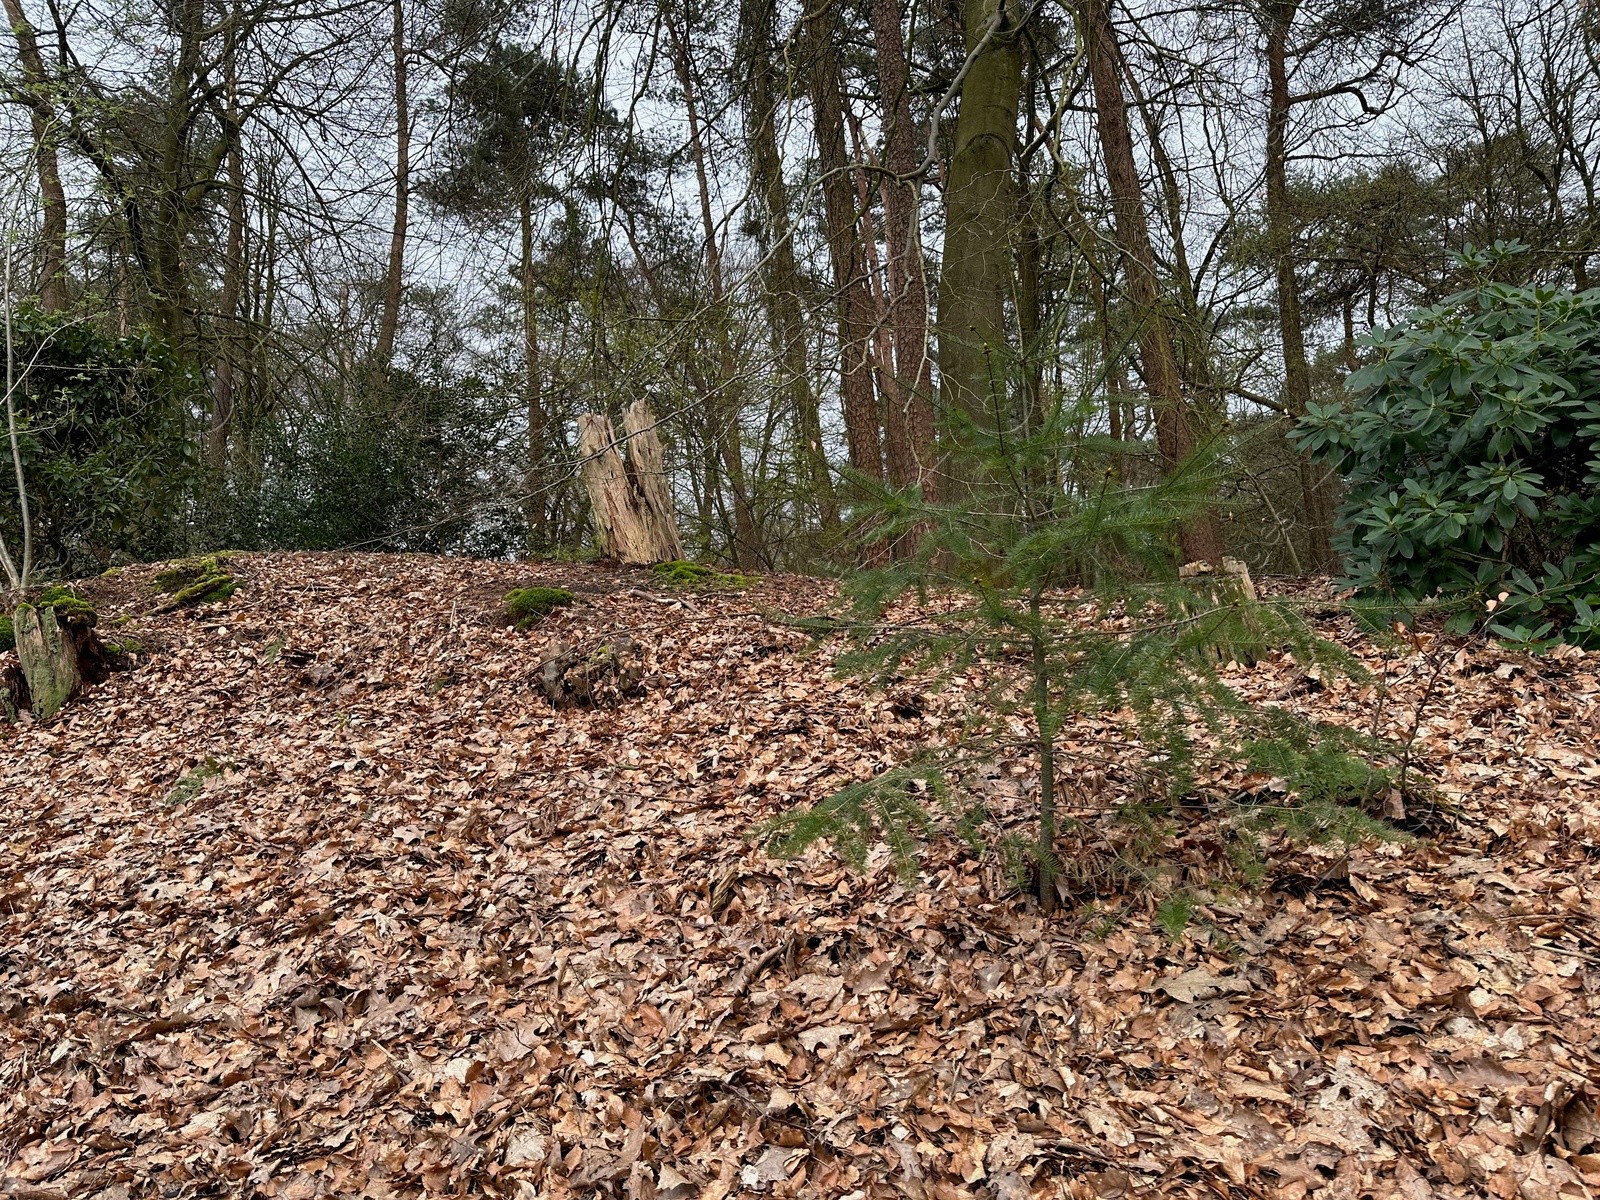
1;309;198;577
1294;246;1600;645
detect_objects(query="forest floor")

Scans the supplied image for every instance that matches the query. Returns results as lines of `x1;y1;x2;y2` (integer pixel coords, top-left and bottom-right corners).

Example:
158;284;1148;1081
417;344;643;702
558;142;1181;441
1;552;1598;1200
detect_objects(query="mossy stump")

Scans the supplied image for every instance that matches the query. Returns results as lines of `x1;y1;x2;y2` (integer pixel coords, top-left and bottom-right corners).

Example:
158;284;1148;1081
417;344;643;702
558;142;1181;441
154;554;238;609
14;604;78;720
1178;557;1266;667
8;589;119;721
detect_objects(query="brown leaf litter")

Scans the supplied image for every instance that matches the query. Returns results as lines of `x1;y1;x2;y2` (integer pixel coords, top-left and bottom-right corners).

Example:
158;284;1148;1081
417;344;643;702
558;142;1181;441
1;552;1597;1200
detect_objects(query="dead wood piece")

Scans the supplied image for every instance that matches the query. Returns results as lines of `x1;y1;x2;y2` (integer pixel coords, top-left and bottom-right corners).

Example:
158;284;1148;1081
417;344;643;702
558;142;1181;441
1;662;27;723
1178;556;1258;600
624;586;705;616
1178;557;1264;666
729;939;790;998
577;400;684;565
14;604;80;720
536;635;646;709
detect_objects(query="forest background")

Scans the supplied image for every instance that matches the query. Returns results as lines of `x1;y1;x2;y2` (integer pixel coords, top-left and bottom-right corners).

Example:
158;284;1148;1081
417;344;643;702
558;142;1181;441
1;0;1597;590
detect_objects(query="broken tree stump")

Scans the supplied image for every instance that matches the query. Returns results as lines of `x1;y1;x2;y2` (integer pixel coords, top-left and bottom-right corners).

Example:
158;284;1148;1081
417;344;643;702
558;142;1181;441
13;603;79;720
1177;557;1265;666
1;662;28;723
536;636;646;708
10;593;119;720
577;400;684;565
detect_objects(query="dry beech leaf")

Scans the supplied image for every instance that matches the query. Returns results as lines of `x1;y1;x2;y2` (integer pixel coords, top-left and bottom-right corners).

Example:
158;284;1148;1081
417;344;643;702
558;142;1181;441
0;555;1596;1200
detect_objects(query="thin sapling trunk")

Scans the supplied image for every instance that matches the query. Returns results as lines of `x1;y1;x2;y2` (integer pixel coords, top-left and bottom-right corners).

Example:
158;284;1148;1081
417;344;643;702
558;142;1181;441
1029;585;1057;912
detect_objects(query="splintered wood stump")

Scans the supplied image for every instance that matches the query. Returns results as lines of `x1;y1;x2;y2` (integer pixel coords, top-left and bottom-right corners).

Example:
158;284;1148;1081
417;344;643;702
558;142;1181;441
577;400;684;565
1177;557;1264;667
537;636;646;708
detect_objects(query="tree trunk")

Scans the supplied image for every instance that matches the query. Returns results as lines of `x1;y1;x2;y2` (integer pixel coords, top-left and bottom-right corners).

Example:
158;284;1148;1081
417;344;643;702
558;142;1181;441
577;402;684;565
872;0;936;498
806;5;885;483
146;0;209;345
2;0;69;311
210;153;245;469
209;11;245;470
1122;61;1222;418
669;12;760;566
1079;0;1222;565
846;111;900;466
519;195;546;544
936;0;1024;491
740;0;838;530
13;604;73;719
374;0;409;376
1263;1;1337;571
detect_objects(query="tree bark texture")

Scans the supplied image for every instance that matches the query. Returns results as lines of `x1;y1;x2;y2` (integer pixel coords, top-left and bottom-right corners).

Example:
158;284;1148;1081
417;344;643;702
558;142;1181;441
806;4;885;482
872;0;937;497
740;0;838;529
578;401;685;565
670;12;760;566
209;10;245;470
519;195;546;542
1079;0;1223;565
1263;0;1338;570
936;0;1023;491
2;0;69;311
374;0;409;374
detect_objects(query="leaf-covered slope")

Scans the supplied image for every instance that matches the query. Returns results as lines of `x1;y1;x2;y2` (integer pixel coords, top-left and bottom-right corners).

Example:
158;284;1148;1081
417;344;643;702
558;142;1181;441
1;552;1597;1199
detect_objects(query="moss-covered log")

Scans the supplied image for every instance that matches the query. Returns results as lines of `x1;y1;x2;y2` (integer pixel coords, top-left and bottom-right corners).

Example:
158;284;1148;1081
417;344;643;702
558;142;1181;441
153;554;238;609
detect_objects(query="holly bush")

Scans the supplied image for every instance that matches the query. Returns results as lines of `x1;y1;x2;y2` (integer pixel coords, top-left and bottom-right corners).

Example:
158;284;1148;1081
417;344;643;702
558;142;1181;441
1292;245;1600;646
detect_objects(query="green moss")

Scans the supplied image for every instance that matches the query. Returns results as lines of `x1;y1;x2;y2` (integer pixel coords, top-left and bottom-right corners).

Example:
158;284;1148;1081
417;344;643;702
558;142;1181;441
154;554;232;592
36;586;97;628
0;615;12;655
650;560;758;589
652;560;714;585
154;554;237;607
504;586;575;629
166;757;225;806
172;575;237;606
101;566;123;577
